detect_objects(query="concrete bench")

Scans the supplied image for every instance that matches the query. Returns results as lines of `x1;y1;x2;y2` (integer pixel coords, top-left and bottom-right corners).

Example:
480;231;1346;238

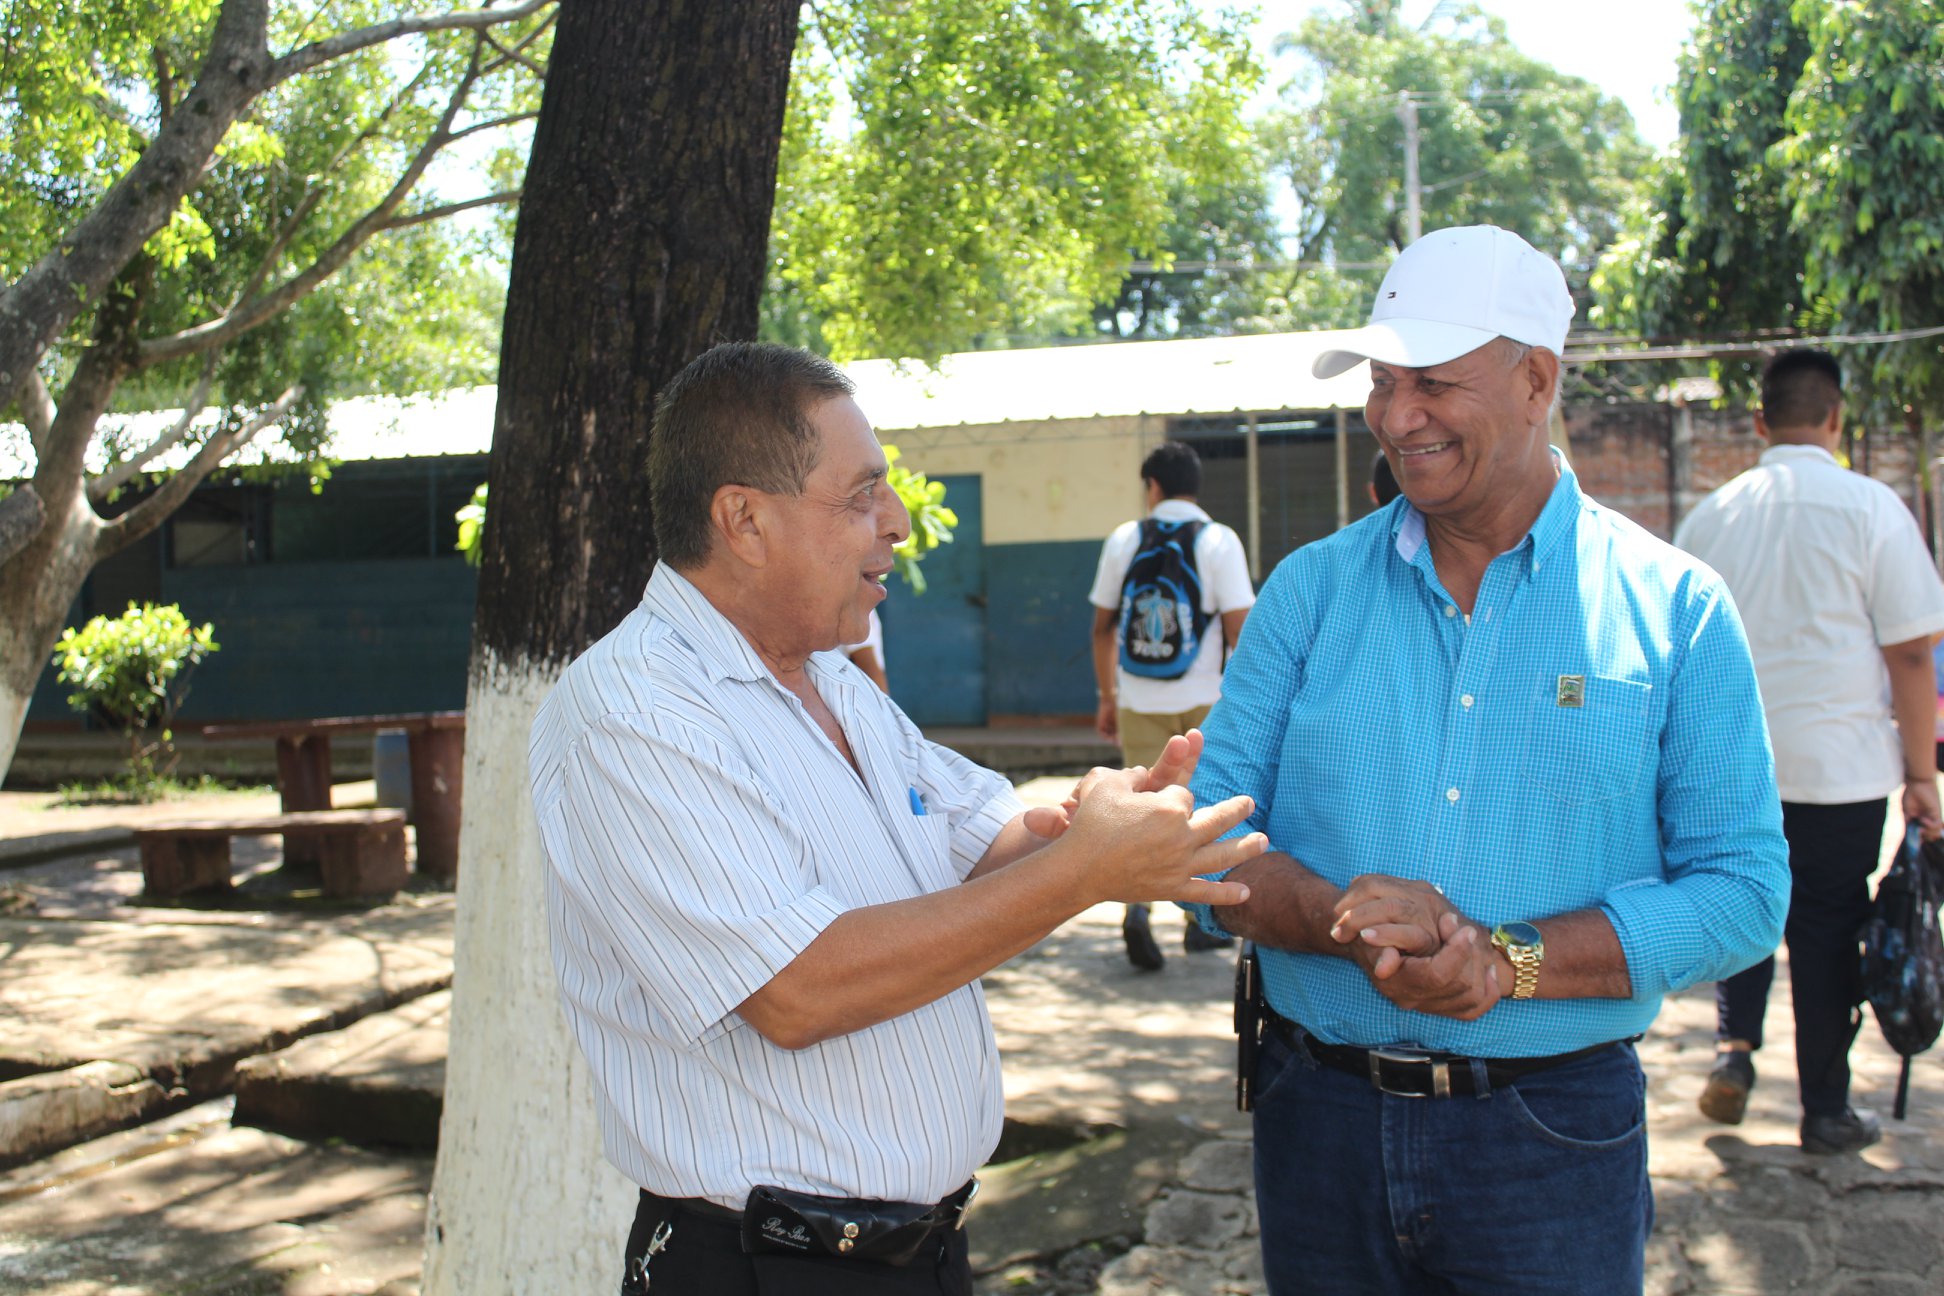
134;809;409;899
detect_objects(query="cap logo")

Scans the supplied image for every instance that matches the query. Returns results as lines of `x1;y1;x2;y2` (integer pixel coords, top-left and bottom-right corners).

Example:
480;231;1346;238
1387;291;1397;298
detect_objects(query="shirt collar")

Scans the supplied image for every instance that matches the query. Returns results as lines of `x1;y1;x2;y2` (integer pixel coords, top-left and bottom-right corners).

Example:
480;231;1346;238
642;563;777;685
1392;447;1583;575
1151;498;1213;523
1758;443;1840;468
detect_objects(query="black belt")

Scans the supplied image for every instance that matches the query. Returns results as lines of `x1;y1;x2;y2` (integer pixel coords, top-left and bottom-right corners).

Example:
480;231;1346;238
1266;1009;1624;1099
649;1179;977;1232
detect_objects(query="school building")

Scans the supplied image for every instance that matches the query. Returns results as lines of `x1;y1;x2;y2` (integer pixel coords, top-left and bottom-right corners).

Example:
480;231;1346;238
15;331;1934;734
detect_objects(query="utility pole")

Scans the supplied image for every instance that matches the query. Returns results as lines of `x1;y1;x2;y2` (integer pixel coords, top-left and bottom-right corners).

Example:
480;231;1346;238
1396;91;1422;244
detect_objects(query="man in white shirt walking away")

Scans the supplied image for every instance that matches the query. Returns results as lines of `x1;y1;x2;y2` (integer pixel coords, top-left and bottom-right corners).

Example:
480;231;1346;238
1675;347;1944;1154
1088;441;1256;969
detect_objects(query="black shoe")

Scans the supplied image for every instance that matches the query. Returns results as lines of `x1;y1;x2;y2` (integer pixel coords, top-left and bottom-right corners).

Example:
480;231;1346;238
1800;1107;1881;1155
1697;1049;1755;1125
1122;904;1165;971
1183;919;1235;952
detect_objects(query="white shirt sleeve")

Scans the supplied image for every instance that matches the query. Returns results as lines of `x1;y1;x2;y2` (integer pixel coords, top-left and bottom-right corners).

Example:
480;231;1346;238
1088;523;1138;610
1199;523;1257;614
1867;495;1944;646
539;711;848;1049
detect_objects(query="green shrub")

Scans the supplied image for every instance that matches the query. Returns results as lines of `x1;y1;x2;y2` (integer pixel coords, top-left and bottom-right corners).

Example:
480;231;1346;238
52;602;219;798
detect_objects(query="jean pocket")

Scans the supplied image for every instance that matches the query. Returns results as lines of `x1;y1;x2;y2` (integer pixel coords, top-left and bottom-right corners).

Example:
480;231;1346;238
1499;1052;1647;1151
1520;674;1654;806
1251;1028;1309;1110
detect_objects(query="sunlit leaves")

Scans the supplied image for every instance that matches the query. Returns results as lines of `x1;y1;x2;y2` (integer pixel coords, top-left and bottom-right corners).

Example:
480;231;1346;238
774;1;1262;361
1261;0;1648;318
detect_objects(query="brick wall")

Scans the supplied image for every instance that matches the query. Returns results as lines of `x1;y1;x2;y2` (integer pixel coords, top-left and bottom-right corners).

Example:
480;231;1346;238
1564;401;1929;540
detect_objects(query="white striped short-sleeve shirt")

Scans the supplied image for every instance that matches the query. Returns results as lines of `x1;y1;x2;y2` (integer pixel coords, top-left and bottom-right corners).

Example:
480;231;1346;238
530;564;1022;1208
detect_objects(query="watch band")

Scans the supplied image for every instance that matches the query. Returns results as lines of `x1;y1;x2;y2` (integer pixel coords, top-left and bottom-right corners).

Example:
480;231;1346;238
1491;922;1544;1000
1504;944;1541;999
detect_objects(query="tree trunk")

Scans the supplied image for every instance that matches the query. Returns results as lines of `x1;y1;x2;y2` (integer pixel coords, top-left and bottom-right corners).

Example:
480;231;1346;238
421;2;799;1291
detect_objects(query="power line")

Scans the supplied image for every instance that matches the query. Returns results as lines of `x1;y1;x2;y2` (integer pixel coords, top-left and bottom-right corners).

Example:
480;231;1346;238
1567;323;1944;364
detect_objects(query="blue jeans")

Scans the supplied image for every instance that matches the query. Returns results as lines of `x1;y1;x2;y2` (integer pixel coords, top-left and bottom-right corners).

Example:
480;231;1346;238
1252;1026;1652;1294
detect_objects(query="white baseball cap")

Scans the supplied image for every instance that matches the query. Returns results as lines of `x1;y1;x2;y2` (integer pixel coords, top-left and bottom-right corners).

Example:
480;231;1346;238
1311;225;1575;379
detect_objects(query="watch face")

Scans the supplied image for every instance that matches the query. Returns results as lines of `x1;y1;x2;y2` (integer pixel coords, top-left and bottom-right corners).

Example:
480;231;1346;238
1498;921;1543;949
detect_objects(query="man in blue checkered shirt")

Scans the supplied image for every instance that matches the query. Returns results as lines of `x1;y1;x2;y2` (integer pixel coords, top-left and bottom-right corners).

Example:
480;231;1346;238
1191;226;1789;1295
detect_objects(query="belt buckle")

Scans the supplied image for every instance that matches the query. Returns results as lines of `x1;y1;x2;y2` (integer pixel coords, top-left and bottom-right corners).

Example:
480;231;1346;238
1367;1047;1450;1098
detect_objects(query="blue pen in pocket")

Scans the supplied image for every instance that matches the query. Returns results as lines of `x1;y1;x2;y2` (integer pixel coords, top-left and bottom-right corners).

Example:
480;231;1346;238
908;786;927;815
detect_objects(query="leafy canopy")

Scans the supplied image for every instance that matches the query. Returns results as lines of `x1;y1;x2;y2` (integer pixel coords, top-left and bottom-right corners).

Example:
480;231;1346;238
1258;0;1650;327
1594;0;1944;414
768;0;1263;360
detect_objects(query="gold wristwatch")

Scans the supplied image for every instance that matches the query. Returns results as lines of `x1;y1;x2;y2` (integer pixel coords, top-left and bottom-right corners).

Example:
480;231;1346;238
1490;921;1544;1000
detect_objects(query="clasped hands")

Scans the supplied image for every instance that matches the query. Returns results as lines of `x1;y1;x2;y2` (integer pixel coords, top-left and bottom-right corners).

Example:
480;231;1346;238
1024;730;1265;910
1328;875;1508;1020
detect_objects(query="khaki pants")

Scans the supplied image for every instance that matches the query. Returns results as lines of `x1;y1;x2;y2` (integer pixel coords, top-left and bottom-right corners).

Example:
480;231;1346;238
1116;703;1214;770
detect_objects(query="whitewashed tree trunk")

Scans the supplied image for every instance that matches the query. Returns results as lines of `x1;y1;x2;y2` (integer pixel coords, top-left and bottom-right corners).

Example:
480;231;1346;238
420;664;632;1293
0;684;28;786
419;1;798;1289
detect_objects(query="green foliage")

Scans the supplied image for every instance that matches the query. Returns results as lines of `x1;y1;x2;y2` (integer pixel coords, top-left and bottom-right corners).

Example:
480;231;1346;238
1590;0;1810;397
885;445;957;594
769;1;1264;360
1594;0;1944;414
1260;0;1650;328
3;2;544;439
455;480;488;566
52;602;219;795
1775;0;1944;419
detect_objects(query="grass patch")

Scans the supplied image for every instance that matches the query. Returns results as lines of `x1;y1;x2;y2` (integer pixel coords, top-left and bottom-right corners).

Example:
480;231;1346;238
55;772;270;806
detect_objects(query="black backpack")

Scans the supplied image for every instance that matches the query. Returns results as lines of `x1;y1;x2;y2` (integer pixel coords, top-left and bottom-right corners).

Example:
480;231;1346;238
1858;822;1944;1119
1117;517;1210;680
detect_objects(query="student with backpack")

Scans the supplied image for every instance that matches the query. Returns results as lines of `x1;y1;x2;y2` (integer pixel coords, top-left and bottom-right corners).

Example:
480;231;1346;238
1088;440;1256;969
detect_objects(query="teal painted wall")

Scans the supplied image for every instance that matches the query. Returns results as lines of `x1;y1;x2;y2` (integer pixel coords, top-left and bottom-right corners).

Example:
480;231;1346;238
982;539;1100;718
882;475;987;726
161;558;477;720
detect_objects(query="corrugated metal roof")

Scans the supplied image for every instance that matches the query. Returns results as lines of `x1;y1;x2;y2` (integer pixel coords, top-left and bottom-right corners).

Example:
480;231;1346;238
1;330;1378;478
851;329;1374;430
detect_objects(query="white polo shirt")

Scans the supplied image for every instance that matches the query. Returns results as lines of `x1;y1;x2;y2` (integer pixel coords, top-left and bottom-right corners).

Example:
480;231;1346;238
1675;443;1944;803
1088;499;1256;714
530;564;1021;1207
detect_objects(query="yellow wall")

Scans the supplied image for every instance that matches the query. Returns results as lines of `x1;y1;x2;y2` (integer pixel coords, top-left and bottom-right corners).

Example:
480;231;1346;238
881;414;1168;545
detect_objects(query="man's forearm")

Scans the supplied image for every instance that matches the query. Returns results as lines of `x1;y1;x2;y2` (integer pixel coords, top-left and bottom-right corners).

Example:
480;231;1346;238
1499;908;1632;1001
1882;635;1938;781
1219;851;1351;955
1091;619;1118;704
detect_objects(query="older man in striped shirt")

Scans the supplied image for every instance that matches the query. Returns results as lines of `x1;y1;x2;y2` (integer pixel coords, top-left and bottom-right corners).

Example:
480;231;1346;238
529;341;1266;1296
1191;227;1790;1294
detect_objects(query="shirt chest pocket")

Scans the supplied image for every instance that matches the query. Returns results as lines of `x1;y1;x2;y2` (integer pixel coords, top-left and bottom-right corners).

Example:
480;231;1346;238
1521;674;1655;806
884;806;959;893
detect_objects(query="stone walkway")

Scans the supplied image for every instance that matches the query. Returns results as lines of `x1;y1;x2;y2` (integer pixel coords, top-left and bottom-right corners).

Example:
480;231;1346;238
4;780;1944;1293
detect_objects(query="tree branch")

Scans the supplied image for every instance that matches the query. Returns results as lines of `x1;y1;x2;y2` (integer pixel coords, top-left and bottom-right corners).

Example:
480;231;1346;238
268;0;553;86
0;486;45;566
95;385;302;558
0;0;273;414
446;110;539;144
16;369;56;454
381;190;521;232
154;45;176;123
89;353;223;502
481;31;546;78
138;42;489;368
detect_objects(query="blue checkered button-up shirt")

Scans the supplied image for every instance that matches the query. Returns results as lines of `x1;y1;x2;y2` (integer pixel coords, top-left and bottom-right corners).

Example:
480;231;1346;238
1193;460;1788;1056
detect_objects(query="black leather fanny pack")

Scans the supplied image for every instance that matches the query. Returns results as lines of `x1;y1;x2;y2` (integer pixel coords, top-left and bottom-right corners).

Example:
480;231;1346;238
740;1180;977;1265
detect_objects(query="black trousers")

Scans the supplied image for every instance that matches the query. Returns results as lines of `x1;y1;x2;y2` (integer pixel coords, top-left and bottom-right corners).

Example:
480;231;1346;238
620;1191;973;1296
1715;797;1886;1117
